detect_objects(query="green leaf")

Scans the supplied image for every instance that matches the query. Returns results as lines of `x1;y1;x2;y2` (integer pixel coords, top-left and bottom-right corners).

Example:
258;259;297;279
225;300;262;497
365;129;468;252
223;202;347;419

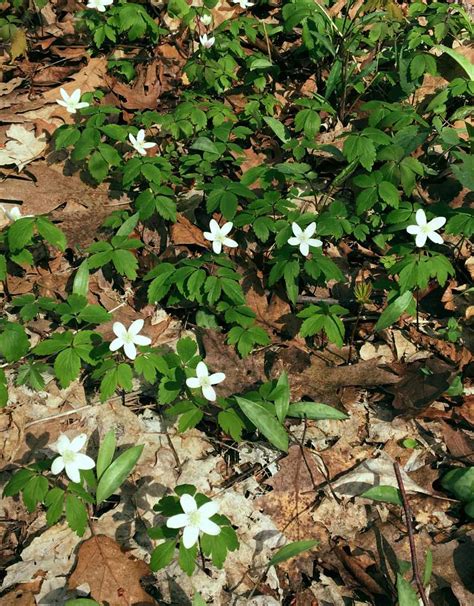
378;181;400;207
274;371;290;423
8;217;35;251
190;137;220;155
0;368;7;407
423;549;433;587
361;485;402;506
65;493;88;536
96;444;144;504
375;291;414;331
3;469;34;497
73;261;90;297
437;45;474;80
36;217;67;251
45;487;65;526
176;337;197;363
269;539;319;566
0;323;29;362
65;600;101;606
286;402;348;420
179;541;197;576
96;430;116;479
150;540;176;571
396;574;420;606
263;116;290;143
235;397;288;452
441;467;474;502
23;475;48;512
192;593;207;606
54;348;81;388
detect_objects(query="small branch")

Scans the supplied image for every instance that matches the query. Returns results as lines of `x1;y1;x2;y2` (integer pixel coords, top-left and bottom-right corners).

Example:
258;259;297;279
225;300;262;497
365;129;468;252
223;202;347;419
393;462;430;606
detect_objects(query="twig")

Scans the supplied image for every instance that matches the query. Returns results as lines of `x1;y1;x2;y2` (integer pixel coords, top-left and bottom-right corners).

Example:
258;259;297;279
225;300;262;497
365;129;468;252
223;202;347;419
393;462;430;606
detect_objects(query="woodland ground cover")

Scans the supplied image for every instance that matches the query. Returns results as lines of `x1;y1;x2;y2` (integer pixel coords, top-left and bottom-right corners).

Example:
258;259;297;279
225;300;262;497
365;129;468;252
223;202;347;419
0;0;473;605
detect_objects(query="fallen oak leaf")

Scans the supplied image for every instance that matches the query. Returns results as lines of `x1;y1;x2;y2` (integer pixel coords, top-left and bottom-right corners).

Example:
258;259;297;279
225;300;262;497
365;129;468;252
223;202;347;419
68;535;156;606
0;125;46;171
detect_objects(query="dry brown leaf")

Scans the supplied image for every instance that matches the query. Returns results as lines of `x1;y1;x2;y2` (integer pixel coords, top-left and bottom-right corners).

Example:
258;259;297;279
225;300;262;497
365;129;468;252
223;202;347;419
109;62;161;110
385;357;455;417
170;214;208;248
407;326;473;370
68;535;156;606
0;124;46;170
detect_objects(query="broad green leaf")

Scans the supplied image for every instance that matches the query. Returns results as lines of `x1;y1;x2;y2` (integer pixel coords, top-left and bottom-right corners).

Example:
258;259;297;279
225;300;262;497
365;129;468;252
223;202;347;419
396;574;420;606
7;217;35;251
375;291;414;331
23;475;48;512
269;539;319;566
361;485;402;506
65;600;101;606
437;45;474;80
96;445;144;504
263;116;290;143
73;261;90;297
286;402;348;420
96;430;116;479
0;368;7;407
274;371;290;423
190;137;220;155
235;396;288;452
423;549;432;587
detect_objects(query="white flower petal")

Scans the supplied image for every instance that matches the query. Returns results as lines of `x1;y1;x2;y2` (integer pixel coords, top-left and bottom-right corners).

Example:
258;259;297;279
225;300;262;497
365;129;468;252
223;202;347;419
195;361;209;379
198;501;219;518
124;341;137;360
212;240;222;254
166;513;188;529
406;225;419;235
109;337;123;352
112;322;127;339
128;134;137;146
182;525;200;549
299;242;310;257
291;222;303;237
51;456;65;475
186;377;201;389
427;216;446;231
199;518;221;536
223;237;238;248
288;237;300;247
415;232;427;248
220;222;233;236
69;434;87;452
427;231;444;245
180;493;198;513
74;453;95;470
202;384;217;401
203;231;215;242
56;434;71;454
308;238;322;248
142;142;156;149
65;463;81;484
76;101;90;110
71;89;81;103
134;335;152;346
129;319;144;336
209;372;225;385
209;219;220;234
304;222;316;237
415;208;427;226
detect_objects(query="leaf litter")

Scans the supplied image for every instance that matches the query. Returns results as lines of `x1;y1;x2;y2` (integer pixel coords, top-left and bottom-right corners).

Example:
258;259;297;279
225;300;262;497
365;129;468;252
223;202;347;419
0;2;473;605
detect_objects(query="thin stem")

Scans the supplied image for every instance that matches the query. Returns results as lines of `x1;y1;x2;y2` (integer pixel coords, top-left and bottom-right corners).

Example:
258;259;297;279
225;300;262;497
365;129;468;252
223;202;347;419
393;462;430;606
